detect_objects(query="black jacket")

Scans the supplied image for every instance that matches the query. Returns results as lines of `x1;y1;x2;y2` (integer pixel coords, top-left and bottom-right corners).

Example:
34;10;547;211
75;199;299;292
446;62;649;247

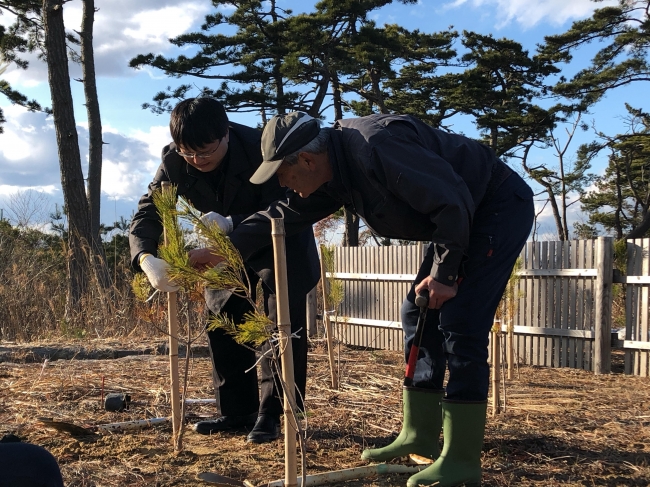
129;122;320;311
229;114;513;285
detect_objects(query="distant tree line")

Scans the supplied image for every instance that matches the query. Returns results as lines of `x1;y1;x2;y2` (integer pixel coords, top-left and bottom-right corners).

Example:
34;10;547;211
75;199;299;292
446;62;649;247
128;0;650;244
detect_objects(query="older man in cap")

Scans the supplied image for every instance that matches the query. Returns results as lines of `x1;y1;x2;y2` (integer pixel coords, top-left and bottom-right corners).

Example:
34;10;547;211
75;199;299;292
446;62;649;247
191;111;533;487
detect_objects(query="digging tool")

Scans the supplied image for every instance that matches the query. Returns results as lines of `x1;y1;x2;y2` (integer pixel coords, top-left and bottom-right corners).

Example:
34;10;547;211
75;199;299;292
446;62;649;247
404;291;429;387
38;417;96;436
39;411;212;437
196;473;255;487
38;417;170;435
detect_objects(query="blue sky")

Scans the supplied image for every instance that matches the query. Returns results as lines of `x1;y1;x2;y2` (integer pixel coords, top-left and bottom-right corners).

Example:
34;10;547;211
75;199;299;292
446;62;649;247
0;0;640;239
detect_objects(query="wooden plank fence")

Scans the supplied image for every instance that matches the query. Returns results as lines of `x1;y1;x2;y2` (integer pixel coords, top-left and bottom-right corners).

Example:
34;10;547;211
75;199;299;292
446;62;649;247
510;238;611;373
622;239;650;376
328;244;425;352
324;237;650;376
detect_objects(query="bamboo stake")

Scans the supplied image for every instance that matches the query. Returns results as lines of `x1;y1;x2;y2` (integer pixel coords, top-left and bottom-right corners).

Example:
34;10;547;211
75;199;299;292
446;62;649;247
500;327;508;412
271;218;298;487
161;181;182;450
491;322;501;417
507;321;514;380
319;245;339;389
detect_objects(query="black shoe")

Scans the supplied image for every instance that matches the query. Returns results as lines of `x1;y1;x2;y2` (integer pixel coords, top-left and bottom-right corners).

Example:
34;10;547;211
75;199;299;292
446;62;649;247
246;415;280;444
193;413;257;435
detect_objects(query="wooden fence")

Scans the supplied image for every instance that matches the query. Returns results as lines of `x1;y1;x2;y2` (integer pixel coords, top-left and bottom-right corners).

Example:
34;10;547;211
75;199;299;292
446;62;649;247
324;237;650;377
508;238;611;373
328;244;425;352
622;239;650;376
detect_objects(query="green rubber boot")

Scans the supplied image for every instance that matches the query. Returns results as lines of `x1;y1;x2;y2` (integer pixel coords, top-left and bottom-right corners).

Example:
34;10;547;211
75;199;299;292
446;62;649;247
407;400;487;487
361;387;443;462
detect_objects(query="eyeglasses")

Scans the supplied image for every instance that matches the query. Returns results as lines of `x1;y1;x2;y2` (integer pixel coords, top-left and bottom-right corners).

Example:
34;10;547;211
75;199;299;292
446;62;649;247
176;138;222;159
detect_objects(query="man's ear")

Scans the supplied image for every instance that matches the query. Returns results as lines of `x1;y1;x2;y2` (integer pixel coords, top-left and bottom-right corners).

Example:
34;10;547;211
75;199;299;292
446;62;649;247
299;152;315;170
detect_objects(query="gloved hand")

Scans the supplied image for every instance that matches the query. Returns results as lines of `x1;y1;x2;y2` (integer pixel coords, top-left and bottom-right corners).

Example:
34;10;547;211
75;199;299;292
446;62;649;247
139;254;179;292
195;212;233;236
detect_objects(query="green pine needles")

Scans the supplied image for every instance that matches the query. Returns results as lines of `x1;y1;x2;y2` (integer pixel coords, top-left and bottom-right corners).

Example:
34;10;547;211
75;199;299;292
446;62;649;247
146;183;274;345
320;245;344;312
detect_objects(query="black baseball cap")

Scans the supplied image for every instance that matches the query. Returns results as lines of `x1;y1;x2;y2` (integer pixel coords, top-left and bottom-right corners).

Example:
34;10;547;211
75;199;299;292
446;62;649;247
250;112;321;184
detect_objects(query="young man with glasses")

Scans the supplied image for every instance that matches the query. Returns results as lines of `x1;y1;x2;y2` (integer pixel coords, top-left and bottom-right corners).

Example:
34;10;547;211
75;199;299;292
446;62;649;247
129;98;319;443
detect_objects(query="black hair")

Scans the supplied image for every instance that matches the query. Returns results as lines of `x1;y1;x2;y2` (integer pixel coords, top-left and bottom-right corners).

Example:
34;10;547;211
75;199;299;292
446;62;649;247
169;98;229;151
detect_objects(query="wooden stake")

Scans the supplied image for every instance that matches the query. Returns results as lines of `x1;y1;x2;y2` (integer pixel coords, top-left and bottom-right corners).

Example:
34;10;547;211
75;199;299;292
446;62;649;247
271;218;298;487
507;325;514;380
319;245;339;389
491;323;501;417
161;181;182;450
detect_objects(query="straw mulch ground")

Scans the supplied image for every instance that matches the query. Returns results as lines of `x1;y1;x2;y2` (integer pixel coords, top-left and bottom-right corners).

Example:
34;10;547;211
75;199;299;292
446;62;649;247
0;339;648;487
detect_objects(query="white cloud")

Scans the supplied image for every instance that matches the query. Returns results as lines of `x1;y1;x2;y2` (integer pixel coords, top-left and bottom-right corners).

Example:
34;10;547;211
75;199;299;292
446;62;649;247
131;125;172;159
2;133;33;161
102;160;148;200
0;106;59;189
0;185;59;196
3;0;210;88
99;131;161;201
0;104;162;205
444;0;618;29
122;6;205;43
138;65;171;81
2;67;43;88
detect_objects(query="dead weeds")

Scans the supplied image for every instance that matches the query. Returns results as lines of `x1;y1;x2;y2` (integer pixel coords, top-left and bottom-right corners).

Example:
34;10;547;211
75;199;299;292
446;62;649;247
0;340;648;487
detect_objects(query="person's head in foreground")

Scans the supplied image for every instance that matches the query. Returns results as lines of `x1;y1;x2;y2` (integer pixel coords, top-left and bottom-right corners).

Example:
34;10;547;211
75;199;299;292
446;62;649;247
251;112;333;198
170;97;230;173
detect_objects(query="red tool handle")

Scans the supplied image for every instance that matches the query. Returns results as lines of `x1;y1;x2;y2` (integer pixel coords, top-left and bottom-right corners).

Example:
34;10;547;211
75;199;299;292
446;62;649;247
404;290;429;387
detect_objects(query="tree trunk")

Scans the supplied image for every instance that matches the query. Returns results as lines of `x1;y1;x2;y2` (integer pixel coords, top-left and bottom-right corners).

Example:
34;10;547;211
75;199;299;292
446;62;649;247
369;67;388;114
270;0;285;114
308;69;330;117
614;161;624;239
343;209;359;247
81;0;110;287
43;0;92;309
544;185;566;240
627;211;650;239
332;71;343;120
331;71;357;245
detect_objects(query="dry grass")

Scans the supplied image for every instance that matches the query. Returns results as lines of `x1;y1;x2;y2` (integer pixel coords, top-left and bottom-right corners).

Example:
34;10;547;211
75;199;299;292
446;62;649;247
0;341;649;487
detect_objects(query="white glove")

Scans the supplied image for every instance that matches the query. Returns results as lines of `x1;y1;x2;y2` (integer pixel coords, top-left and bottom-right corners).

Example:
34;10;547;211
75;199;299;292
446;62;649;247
195;212;233;236
140;254;179;292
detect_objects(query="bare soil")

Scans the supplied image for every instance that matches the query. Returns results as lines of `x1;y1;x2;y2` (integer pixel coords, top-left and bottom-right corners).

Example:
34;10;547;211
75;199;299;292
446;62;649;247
0;339;648;487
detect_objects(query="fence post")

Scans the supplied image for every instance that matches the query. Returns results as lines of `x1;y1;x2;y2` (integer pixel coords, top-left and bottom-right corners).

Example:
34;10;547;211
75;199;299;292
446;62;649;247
594;236;613;374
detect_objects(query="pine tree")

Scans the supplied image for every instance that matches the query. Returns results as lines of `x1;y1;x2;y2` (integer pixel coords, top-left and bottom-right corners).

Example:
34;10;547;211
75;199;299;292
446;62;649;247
541;0;650;105
0;2;46;132
580;105;650;238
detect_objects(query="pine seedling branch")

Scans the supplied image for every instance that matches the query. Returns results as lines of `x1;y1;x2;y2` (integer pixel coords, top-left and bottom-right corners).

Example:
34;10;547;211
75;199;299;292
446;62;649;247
149;183;274;349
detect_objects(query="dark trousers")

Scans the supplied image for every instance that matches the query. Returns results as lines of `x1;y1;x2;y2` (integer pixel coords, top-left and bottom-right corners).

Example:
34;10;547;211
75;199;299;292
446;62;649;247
0;443;64;487
402;173;534;401
207;277;308;417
